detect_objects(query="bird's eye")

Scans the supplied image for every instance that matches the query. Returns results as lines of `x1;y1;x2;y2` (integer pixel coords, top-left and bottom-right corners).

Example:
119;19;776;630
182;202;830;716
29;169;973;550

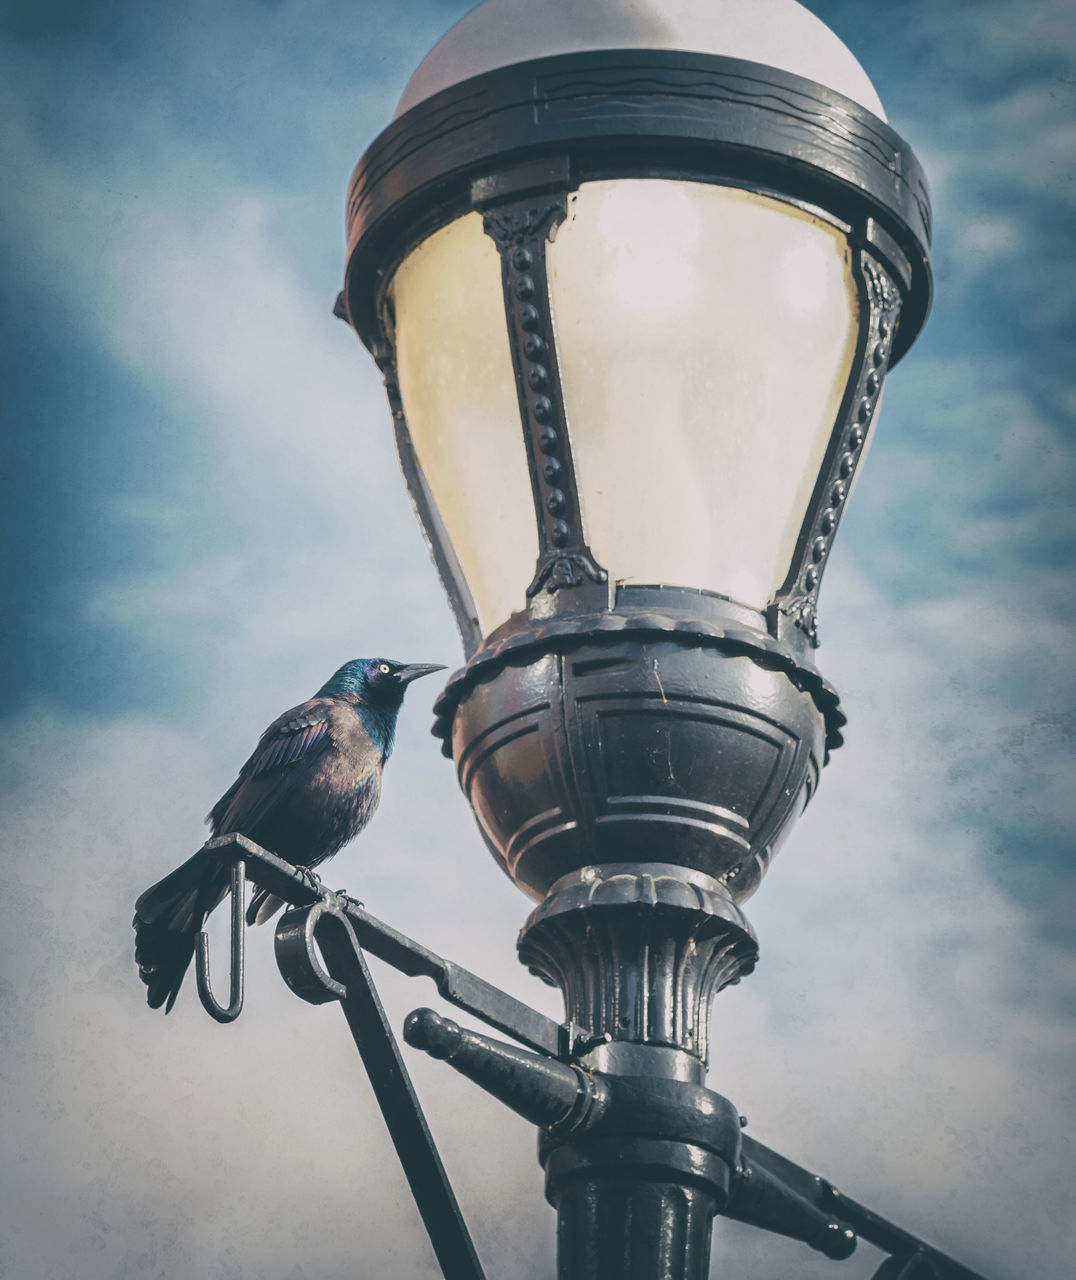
379;663;391;674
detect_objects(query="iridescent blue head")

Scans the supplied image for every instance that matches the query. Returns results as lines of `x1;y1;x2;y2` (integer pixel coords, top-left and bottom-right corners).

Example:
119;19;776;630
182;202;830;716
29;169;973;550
318;658;445;705
317;658;446;759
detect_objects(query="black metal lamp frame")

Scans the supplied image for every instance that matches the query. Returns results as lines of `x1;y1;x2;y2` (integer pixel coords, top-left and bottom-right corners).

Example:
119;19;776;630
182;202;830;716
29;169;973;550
194;834;987;1280
340;49;930;695
335;40;935;950
337;58;935;955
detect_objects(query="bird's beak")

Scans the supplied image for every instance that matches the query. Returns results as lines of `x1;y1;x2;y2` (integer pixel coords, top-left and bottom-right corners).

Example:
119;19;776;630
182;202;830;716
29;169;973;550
397;662;447;686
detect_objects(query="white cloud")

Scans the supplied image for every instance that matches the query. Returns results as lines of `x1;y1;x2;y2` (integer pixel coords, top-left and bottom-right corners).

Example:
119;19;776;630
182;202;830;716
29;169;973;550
2;2;1074;1276
0;702;559;1280
3;547;1074;1279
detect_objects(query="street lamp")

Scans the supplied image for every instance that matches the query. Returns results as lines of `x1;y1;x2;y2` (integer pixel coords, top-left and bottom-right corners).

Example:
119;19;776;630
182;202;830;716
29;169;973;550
341;0;930;893
159;2;990;1278
329;0;936;1275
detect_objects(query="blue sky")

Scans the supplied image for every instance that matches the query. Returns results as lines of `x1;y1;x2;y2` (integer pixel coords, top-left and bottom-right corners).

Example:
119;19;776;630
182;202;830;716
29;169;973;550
1;2;1073;1278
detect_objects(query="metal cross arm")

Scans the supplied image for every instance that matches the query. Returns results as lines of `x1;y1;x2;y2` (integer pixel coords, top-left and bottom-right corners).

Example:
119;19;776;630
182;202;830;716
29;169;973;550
402;1011;993;1280
192;834;542;1280
191;836;990;1280
196;833;585;1055
734;1136;990;1280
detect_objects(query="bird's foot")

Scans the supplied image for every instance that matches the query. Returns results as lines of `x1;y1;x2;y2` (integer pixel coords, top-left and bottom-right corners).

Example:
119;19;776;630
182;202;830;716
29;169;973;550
294;865;328;899
333;889;365;914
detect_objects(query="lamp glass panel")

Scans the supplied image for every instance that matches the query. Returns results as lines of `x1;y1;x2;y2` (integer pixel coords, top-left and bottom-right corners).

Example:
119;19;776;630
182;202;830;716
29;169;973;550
391;212;537;635
548;180;859;609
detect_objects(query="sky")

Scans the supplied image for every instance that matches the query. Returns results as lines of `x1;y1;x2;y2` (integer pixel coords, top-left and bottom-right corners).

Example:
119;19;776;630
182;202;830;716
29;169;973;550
0;1;1074;1277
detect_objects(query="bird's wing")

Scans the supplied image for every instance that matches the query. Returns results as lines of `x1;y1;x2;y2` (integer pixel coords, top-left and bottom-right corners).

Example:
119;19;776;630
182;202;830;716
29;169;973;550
247;706;334;778
207;698;337;837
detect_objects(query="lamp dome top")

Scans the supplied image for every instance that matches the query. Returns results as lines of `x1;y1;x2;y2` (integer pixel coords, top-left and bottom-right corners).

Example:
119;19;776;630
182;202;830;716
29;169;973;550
395;0;886;121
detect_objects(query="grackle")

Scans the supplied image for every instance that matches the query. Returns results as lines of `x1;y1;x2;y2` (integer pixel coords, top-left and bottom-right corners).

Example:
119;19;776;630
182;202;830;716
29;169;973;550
133;657;444;1012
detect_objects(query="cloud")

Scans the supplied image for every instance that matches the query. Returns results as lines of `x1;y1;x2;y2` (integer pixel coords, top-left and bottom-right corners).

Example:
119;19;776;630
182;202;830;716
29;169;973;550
1;33;466;732
0;701;561;1280
720;558;1076;1277
1;1;1074;1277
3;547;1074;1280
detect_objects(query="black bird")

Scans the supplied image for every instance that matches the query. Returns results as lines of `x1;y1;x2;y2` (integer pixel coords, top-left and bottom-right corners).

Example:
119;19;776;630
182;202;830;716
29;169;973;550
133;657;444;1012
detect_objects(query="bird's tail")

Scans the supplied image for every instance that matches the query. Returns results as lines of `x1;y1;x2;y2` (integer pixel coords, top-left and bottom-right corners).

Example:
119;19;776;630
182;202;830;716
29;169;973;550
133;849;228;1013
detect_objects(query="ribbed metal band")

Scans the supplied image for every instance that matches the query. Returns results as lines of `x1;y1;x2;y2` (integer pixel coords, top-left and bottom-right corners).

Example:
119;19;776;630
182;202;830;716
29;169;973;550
430;586;846;756
343;48;931;362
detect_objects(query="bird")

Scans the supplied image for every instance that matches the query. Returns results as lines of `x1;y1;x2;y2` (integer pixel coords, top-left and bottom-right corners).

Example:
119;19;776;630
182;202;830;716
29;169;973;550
133;657;444;1013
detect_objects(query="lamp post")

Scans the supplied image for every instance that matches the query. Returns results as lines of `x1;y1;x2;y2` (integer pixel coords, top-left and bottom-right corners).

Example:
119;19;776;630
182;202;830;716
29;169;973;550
164;2;995;1278
335;3;930;1274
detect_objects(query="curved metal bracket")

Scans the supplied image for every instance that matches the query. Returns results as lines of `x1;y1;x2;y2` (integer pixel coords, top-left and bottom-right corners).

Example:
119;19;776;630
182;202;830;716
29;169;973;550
196;859;246;1023
739;1136;988;1280
273;897;350;1004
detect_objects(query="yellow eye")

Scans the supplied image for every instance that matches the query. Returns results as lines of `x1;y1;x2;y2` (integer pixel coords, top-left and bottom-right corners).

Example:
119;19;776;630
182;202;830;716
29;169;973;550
379;663;391;674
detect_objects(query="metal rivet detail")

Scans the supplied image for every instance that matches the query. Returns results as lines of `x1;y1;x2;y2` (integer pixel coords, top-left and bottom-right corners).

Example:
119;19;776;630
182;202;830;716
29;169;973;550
786;259;900;643
487;201;611;592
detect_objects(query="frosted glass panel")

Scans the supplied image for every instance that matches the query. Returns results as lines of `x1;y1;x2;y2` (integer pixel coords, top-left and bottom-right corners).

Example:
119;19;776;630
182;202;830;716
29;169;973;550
391;213;537;635
548;181;859;610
